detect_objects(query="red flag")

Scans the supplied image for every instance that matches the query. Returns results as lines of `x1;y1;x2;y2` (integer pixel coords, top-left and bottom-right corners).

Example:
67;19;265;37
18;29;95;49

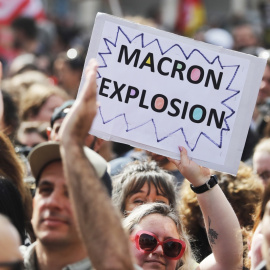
21;0;46;21
0;0;30;24
175;0;206;37
0;0;45;25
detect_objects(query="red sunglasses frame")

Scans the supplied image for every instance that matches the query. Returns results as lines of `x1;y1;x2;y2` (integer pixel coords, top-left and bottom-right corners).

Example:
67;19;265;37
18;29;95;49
132;230;186;260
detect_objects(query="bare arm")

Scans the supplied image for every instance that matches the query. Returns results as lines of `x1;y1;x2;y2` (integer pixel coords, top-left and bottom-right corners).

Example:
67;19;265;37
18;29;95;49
59;59;135;270
170;147;243;270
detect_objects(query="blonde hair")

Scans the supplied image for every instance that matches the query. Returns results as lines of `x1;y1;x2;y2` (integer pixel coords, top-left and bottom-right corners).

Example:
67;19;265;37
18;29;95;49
2;70;50;106
122;202;195;270
253;138;270;156
20;83;69;120
179;162;262;268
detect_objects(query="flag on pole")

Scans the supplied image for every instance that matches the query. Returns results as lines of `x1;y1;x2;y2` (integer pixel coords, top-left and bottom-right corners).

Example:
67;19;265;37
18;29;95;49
0;0;30;24
21;0;45;20
175;0;206;37
0;0;45;25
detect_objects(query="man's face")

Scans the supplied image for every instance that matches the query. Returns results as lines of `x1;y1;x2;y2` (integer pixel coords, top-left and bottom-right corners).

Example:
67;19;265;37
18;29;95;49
257;65;270;105
232;25;258;51
31;161;81;247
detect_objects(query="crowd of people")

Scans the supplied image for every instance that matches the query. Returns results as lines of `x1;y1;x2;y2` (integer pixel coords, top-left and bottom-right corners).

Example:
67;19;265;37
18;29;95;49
0;9;270;270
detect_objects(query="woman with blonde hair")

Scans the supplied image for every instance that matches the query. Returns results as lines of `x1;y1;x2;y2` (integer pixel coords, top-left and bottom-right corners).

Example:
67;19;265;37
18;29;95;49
20;82;69;121
120;147;243;270
123;203;195;270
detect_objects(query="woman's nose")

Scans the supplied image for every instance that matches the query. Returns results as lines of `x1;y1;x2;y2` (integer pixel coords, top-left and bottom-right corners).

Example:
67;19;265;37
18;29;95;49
153;244;164;256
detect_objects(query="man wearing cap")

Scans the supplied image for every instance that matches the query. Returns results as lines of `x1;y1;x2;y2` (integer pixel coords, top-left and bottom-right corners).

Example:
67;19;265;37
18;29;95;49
47;99;107;157
21;59;137;270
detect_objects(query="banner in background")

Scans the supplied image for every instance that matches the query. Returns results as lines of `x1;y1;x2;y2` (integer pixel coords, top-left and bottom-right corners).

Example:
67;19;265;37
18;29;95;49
0;0;45;24
175;0;206;37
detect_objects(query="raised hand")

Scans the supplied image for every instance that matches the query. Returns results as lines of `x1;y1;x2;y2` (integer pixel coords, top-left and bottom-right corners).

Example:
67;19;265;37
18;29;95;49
169;146;211;186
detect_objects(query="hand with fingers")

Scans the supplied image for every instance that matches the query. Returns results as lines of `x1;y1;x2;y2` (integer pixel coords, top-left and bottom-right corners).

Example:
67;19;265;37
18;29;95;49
169;146;211;187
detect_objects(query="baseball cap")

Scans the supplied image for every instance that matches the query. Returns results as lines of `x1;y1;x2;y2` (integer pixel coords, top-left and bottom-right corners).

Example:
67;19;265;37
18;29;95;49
28;141;112;196
50;100;75;128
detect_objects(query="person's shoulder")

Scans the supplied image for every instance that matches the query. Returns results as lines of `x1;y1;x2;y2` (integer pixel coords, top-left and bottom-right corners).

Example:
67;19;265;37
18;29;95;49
20;243;37;270
20;242;36;257
65;257;92;270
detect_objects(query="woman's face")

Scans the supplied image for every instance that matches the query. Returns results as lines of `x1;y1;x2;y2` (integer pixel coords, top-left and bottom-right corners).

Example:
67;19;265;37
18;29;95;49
125;182;170;213
32;95;65;122
130;214;179;270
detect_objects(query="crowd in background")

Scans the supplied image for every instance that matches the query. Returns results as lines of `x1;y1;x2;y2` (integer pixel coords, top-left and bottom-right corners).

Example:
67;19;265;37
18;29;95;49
1;2;270;270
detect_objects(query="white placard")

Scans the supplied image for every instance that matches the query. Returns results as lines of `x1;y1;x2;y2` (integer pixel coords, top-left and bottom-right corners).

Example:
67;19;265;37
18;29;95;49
79;13;266;175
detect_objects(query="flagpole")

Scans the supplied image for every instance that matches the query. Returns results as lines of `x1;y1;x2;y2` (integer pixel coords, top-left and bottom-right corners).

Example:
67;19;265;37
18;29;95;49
108;0;123;17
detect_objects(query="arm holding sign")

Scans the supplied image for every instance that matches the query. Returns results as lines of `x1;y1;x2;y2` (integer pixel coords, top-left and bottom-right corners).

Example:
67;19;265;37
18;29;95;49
170;148;243;270
58;59;136;270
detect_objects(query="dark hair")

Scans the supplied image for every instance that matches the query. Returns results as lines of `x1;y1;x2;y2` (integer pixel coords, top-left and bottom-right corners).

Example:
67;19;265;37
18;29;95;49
0;177;27;244
2;90;19;142
64;53;85;71
12;17;37;40
56;25;81;50
112;160;178;214
50;99;75;127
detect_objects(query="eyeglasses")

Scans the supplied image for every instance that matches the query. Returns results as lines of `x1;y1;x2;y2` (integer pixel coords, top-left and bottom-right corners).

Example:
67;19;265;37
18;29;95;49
132;230;186;260
0;260;24;270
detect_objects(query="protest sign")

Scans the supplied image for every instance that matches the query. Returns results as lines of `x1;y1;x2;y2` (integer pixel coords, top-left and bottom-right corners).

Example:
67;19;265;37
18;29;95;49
79;13;266;174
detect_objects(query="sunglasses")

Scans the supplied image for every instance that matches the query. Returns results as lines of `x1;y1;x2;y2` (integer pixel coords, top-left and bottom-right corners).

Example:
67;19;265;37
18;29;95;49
0;260;24;270
132;230;186;260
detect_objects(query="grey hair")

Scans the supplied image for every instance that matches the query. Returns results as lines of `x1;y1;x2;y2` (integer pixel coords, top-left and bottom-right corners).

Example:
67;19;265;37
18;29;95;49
123;203;196;270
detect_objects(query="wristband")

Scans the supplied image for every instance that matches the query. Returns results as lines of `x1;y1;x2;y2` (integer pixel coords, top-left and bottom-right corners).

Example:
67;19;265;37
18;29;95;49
190;175;218;194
